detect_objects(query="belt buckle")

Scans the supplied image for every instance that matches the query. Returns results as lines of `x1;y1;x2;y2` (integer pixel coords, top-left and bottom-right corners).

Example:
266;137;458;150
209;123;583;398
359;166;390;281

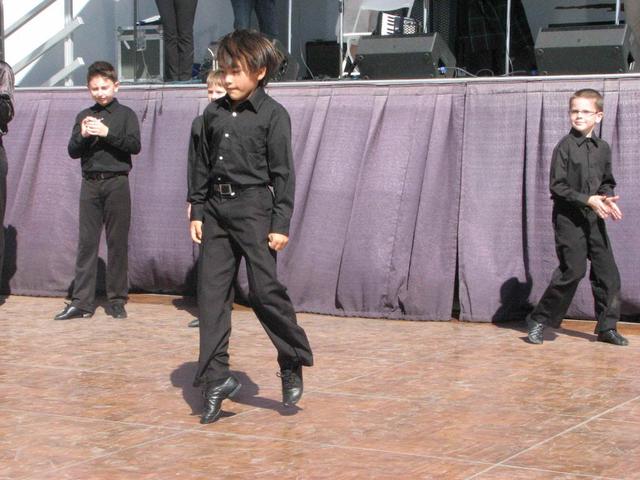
218;183;233;195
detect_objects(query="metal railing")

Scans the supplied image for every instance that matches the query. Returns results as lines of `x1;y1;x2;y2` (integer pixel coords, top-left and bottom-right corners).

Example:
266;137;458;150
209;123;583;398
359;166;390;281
1;0;84;86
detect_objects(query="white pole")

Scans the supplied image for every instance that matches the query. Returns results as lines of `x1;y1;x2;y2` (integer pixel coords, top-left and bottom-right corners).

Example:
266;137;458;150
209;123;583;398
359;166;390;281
64;0;73;86
288;0;292;53
615;0;621;25
423;1;428;33
133;0;138;82
505;0;511;75
339;0;344;77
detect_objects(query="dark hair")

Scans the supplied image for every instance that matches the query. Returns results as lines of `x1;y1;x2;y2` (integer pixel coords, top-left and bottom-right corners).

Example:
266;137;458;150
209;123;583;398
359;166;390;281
87;61;118;84
570;88;604;112
216;30;283;86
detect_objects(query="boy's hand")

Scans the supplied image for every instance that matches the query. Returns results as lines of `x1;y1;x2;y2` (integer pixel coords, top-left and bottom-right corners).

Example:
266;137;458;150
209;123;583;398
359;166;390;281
268;233;288;251
190;220;203;244
587;195;610;219
80;117;91;138
84;116;109;137
604;195;623;221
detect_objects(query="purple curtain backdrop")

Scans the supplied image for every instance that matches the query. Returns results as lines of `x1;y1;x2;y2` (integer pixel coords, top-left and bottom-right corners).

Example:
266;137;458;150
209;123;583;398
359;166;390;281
458;77;640;322
2;78;640;322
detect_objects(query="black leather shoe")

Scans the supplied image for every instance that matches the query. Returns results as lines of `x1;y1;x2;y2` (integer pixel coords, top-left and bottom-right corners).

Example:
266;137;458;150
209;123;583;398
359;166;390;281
279;364;303;407
201;376;241;424
526;316;544;344
597;329;629;346
188;318;200;328
54;304;93;320
107;303;127;319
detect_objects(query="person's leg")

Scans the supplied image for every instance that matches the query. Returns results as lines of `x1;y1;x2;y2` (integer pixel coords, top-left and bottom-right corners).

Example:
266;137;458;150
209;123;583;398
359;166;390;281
196;200;243;423
70;179;103;312
587;215;622;333
226;187;313;369
528;209;588;342
230;0;253;30
103;176;131;310
254;0;278;38
174;0;199;80
155;0;179;81
0;146;7;284
194;203;241;387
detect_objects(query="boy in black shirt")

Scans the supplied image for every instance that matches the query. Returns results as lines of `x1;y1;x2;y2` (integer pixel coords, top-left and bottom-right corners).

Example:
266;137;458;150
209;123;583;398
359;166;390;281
186;69;226;328
527;89;628;346
189;30;313;424
54;61;141;320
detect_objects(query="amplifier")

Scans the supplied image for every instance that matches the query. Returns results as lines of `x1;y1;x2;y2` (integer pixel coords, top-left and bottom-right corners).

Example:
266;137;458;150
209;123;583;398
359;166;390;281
535;24;639;75
116;25;164;83
357;33;456;79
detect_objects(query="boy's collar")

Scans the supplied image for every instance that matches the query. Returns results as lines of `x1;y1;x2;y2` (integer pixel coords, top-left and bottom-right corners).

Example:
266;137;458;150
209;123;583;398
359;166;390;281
220;87;267;112
93;98;118;111
246;87;267;111
570;127;600;146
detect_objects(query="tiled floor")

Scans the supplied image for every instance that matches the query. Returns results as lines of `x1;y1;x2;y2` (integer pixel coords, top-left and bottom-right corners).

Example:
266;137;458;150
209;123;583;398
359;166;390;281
1;295;639;479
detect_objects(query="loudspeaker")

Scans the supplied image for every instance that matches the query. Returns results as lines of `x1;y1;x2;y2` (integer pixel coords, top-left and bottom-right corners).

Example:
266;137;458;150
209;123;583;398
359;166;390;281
271;40;299;82
305;40;340;79
428;0;457;51
535;24;639;75
272;52;300;82
356;33;456;79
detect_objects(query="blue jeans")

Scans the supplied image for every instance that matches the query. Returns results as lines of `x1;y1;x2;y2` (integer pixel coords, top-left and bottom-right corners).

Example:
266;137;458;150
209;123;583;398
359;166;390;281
230;0;278;38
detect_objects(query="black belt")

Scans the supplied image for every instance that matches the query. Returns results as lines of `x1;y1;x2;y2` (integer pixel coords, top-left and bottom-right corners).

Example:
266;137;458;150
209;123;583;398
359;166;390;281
83;171;128;180
210;183;264;197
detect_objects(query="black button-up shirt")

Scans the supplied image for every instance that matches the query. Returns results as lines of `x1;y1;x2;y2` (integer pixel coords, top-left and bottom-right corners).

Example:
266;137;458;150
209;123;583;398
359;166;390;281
0;94;14;139
68;98;141;173
189;87;295;235
187;114;203;202
550;128;616;208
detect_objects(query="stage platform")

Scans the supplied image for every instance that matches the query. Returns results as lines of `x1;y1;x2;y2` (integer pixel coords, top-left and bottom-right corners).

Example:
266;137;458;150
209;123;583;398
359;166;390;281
4;74;640;323
1;294;640;479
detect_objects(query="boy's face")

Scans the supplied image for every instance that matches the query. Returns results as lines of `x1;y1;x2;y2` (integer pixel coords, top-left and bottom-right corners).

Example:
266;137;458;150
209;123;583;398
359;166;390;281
221;61;266;104
570;97;603;136
207;83;226;102
88;75;119;107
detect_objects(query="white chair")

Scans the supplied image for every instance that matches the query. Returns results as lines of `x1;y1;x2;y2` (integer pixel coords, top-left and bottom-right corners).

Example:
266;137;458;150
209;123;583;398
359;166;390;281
338;0;414;74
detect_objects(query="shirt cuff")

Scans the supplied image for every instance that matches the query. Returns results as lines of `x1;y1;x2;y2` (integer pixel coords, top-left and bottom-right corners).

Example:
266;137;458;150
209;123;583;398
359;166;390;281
576;193;590;206
190;204;204;221
270;217;290;236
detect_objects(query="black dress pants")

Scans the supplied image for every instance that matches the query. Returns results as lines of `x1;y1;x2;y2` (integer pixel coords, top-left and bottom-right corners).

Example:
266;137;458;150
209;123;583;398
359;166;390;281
194;186;313;386
155;0;199;81
0;145;6;284
530;205;621;333
71;176;131;312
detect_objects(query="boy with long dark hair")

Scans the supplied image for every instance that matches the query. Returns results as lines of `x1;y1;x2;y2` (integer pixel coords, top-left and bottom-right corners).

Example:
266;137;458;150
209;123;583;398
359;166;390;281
188;30;313;424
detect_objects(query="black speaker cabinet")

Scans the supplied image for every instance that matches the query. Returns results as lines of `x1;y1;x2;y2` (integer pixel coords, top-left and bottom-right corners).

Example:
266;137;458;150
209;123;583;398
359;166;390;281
535;24;639;75
305;40;340;79
356;33;456;79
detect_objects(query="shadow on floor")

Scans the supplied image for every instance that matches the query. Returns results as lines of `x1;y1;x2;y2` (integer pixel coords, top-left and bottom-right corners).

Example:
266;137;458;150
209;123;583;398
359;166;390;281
171;362;299;418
